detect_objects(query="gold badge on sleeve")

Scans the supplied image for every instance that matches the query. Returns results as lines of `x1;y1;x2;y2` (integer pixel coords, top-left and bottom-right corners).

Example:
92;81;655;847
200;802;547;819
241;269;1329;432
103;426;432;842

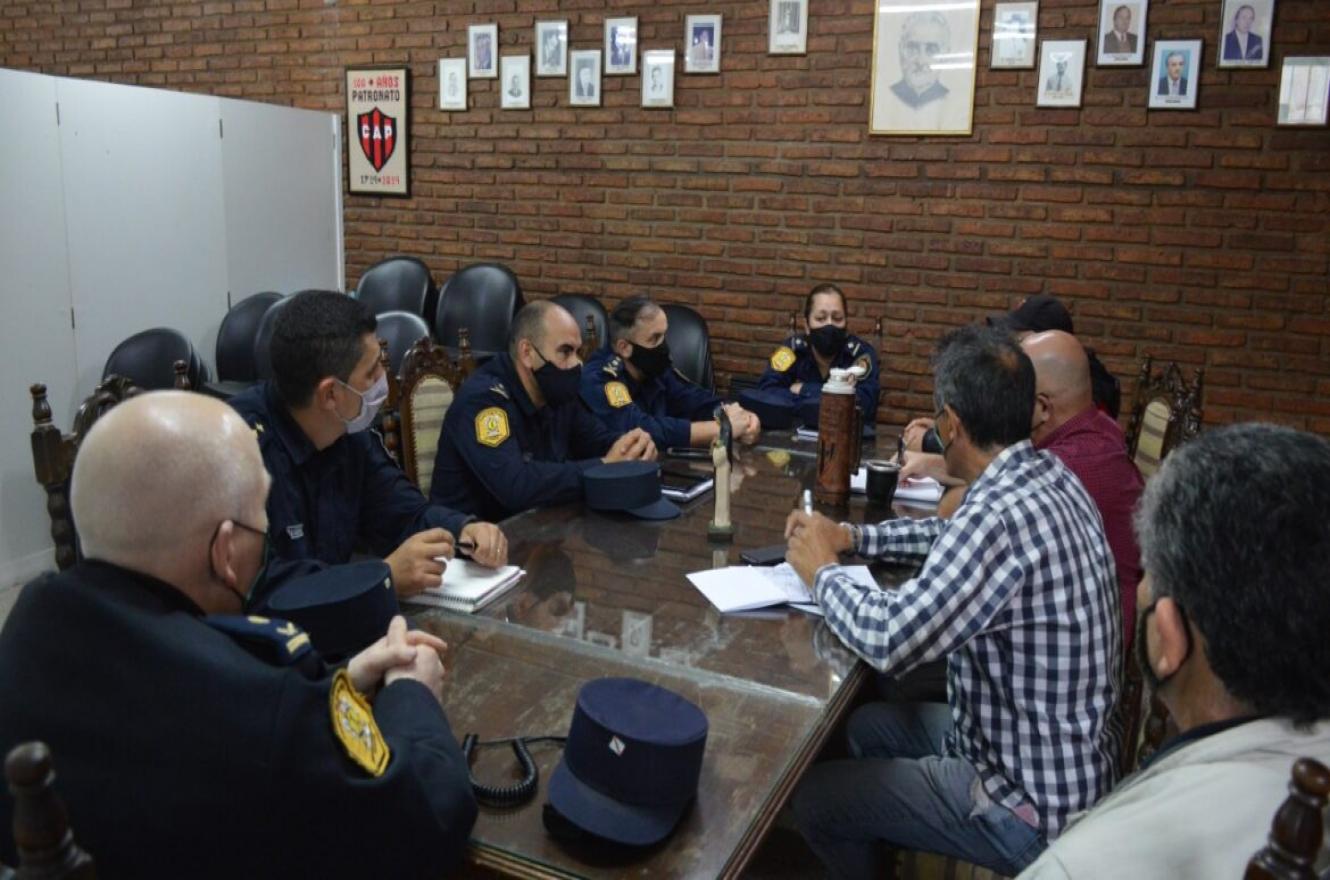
329;669;390;777
475;407;510;447
605;381;633;409
770;346;796;372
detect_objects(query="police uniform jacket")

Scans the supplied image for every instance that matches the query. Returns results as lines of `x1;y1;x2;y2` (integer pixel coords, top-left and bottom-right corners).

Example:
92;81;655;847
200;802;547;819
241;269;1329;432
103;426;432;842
429;353;621;522
230;382;471;602
756;333;880;416
0;560;477;879
580;348;723;449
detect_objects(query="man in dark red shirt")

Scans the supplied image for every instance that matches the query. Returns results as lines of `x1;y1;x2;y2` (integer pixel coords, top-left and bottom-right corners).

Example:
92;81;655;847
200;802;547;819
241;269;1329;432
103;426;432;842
1022;330;1144;649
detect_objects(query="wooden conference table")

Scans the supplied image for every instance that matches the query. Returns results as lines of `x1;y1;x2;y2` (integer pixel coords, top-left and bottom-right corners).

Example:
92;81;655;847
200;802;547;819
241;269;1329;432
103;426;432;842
409;431;932;879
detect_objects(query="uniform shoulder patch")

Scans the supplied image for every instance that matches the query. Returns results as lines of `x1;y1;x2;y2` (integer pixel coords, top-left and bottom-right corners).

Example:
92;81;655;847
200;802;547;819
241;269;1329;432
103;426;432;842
605;381;633;408
205;614;313;666
770;346;797;373
330;669;390;777
475;406;511;447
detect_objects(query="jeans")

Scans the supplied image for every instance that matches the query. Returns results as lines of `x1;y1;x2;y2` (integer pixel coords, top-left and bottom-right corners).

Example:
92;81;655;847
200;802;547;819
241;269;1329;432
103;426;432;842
792;702;1046;879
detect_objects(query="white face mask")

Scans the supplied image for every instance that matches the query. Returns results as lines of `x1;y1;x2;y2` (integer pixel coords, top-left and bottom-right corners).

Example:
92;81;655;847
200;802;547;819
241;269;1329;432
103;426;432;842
337;372;388;434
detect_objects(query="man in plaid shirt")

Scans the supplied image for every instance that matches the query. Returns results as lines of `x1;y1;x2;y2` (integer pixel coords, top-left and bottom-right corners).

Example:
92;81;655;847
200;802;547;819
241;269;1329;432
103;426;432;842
787;325;1121;878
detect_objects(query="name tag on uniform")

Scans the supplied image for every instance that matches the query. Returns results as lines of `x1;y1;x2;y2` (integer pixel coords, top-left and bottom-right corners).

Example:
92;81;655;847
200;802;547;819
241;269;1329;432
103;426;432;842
286;524;305;540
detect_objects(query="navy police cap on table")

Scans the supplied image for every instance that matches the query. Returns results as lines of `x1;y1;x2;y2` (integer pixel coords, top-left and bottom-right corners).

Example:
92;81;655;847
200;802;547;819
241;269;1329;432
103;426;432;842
264;560;399;662
738;388;796;430
582;461;680;521
546;677;708;847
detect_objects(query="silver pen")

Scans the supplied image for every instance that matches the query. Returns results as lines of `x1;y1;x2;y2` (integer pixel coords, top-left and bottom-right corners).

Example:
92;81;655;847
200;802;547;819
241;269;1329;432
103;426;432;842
802;489;814;515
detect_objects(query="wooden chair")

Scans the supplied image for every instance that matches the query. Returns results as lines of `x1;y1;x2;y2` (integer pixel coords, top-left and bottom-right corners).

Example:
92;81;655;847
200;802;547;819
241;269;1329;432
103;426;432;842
1246;757;1329;879
381;336;467;492
30;378;142;571
1124;355;1204;480
4;741;96;879
577;313;601;363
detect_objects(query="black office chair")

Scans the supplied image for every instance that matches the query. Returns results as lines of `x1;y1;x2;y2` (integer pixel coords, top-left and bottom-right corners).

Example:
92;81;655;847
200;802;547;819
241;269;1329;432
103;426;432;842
215;292;282;382
434;263;525;361
662;303;714;392
375;311;432;374
103;328;208;391
354;256;435;319
253;295;295;382
552;294;609;358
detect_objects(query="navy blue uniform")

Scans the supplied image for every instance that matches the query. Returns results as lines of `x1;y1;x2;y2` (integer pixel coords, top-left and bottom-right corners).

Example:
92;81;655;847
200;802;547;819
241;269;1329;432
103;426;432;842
230;382;471;601
580;349;723;449
756;333;880;417
430;353;621;522
0;561;477;879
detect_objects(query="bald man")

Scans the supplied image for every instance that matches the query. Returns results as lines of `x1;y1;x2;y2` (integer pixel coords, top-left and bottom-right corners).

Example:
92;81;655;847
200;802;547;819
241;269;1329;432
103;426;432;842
0;392;477;878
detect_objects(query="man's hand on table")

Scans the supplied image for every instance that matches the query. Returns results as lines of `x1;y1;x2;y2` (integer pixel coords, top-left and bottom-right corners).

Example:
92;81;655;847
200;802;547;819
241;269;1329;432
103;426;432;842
347;615;449;702
460;521;508;568
386;528;453;596
784;511;854;587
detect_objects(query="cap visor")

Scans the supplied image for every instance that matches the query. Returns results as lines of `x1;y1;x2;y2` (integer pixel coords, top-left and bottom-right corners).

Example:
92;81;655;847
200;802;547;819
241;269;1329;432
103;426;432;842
547;759;685;847
625;497;680;521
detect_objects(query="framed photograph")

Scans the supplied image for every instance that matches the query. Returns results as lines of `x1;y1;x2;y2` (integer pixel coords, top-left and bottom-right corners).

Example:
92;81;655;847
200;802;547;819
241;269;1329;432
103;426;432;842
1096;0;1147;66
869;0;980;136
1037;39;1087;107
991;1;1037;70
569;50;601;106
769;0;808;55
1277;56;1330;126
685;14;722;74
438;58;467;111
1218;0;1274;69
605;17;638;76
1148;40;1202;110
346;66;409;197
642;49;676;108
500;55;530;110
535;20;568;77
468;24;498;79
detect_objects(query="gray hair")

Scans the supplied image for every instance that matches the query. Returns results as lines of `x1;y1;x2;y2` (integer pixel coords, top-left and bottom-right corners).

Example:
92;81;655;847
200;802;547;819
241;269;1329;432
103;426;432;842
931;324;1034;449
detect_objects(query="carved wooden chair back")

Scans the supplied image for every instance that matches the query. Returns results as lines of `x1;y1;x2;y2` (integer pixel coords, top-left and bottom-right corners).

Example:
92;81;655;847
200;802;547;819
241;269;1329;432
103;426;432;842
1246;757;1329;879
393;336;466;491
4;741;96;879
1125;355;1204;479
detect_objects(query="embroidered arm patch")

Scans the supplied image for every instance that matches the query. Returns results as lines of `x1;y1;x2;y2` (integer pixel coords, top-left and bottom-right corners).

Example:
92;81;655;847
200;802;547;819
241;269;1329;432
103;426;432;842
330;669;390;777
475;407;510;447
770;346;796;372
605;381;633;408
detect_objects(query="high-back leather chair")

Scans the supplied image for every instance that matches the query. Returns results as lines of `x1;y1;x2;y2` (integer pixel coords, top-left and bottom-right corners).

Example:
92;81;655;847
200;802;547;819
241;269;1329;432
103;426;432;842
434;263;524;361
552;294;608;361
355;256;435;318
103;327;207;391
216;292;282;383
1125;355;1204;480
375;310;432;375
380;337;467;491
252;295;295;382
4;742;96;879
662;303;714;392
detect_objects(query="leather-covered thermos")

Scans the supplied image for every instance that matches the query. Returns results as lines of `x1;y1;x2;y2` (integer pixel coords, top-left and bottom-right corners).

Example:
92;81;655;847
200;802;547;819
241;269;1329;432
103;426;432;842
814;371;861;507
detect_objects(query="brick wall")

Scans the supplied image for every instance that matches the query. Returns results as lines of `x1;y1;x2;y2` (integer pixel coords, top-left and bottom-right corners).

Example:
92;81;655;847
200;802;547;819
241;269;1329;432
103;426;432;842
5;0;1328;431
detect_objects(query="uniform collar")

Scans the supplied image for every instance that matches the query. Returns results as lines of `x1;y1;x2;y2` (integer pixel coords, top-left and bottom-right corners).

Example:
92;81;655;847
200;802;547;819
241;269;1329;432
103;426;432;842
263;380;321;467
494;352;539;417
77;559;207;617
1143;715;1266;770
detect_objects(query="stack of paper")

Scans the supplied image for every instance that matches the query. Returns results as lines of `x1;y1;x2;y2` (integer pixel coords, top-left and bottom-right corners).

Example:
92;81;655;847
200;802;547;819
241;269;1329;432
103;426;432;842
686;562;875;614
795;426;819;442
411;561;526;613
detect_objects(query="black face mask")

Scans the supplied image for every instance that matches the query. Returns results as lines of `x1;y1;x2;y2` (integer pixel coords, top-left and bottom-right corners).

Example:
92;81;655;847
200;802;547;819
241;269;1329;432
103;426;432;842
628;340;672;381
809;324;847;357
1136;598;1193;693
532;348;582;405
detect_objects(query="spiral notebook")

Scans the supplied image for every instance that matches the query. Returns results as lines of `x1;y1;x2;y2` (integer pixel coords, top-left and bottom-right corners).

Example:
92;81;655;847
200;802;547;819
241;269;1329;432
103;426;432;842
411;561;526;613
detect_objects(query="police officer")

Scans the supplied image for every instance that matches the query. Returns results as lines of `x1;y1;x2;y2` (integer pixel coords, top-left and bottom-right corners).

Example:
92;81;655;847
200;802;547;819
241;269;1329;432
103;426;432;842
0;392;477;879
756;283;880;419
430;300;656;521
228;291;507;601
582;294;761;449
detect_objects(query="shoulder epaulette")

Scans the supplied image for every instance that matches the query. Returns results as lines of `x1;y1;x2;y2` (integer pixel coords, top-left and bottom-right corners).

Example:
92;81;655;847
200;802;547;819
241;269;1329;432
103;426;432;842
790;335;809;351
601;356;624;378
672;367;694;385
206;614;315;667
488;382;510;401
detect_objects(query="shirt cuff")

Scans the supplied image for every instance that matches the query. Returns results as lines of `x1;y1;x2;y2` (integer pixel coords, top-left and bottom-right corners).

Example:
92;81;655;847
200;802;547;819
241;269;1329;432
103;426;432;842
812;563;842;604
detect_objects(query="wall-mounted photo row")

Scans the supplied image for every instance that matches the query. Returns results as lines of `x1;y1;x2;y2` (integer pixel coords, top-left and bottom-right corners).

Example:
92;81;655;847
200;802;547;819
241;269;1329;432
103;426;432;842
536;20;568;77
469;24;498;79
1096;0;1148;67
642;49;676;108
501;55;530;110
685;15;723;74
869;0;980;135
570;50;602;106
438;58;467;111
1037;39;1086;108
991;1;1037;70
1149;40;1202;110
769;0;808;56
1277;57;1329;126
606;17;638;75
1218;0;1274;69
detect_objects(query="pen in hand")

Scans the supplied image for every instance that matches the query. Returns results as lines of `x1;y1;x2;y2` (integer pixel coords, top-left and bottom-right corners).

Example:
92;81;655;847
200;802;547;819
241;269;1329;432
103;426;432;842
802;489;814;516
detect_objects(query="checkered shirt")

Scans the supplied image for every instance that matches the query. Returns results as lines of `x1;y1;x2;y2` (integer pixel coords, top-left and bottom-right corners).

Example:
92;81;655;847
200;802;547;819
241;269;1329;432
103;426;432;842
813;441;1122;838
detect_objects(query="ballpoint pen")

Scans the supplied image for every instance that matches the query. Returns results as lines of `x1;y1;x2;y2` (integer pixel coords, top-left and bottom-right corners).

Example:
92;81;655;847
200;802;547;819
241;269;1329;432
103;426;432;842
802;488;814;515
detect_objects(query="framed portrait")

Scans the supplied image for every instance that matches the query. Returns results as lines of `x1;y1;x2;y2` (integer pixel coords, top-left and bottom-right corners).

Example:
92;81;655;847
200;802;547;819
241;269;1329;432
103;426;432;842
991;1;1037;70
438;58;467;111
769;0;808;56
642;49;676;108
535;20;568;77
1218;0;1274;69
468;24;498;79
1148;40;1202;110
869;0;980;136
346;66;409;197
569;50;601;106
500;55;530;110
1037;39;1087;107
605;17;638;76
1277;56;1330;126
1096;0;1148;66
685;14;723;74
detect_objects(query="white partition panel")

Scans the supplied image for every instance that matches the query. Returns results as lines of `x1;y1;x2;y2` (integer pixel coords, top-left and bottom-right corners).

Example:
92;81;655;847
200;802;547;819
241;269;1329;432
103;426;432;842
0;69;78;586
57;78;230;394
